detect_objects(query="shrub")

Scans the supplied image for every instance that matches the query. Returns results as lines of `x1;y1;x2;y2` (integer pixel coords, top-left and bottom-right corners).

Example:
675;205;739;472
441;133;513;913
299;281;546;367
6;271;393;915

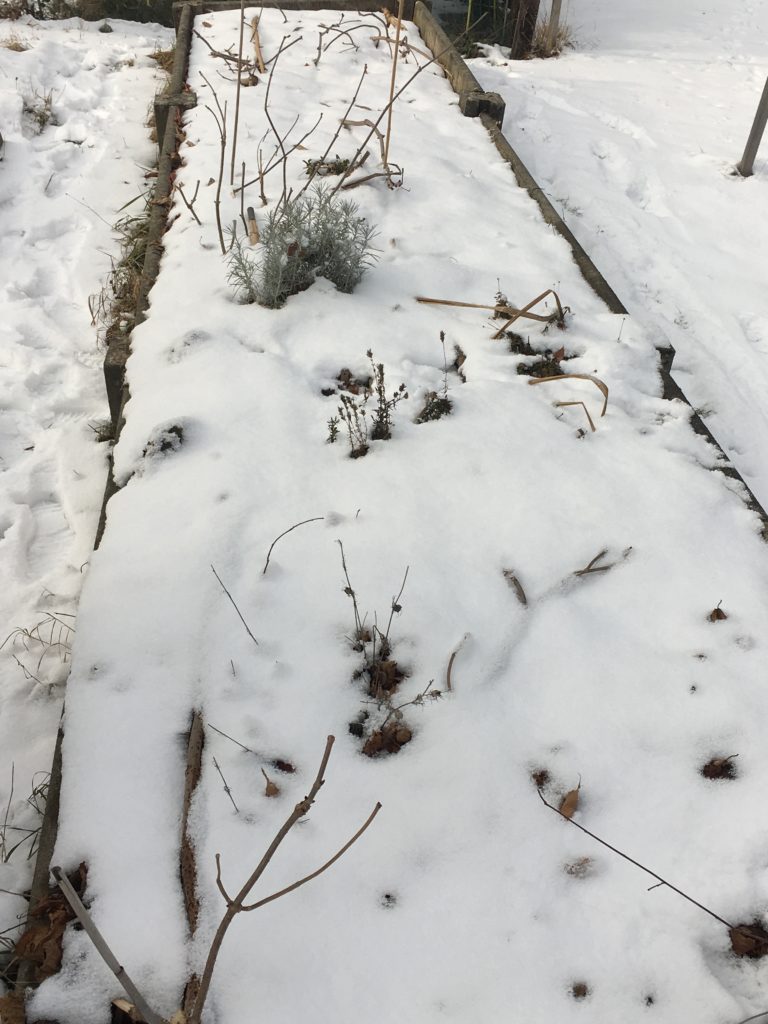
228;186;377;308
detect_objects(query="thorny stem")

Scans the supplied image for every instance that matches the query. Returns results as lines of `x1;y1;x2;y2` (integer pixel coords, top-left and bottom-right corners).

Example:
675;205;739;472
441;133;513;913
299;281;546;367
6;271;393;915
190;737;379;1024
538;790;768;945
212;756;239;814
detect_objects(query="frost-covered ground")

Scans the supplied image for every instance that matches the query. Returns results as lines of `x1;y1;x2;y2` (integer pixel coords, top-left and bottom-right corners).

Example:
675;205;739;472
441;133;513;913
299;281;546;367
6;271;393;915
471;0;768;506
23;6;768;1024
0;13;171;984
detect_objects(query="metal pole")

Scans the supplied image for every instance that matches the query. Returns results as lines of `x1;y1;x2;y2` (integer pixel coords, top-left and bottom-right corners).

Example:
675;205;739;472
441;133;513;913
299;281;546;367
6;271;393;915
737;76;768;178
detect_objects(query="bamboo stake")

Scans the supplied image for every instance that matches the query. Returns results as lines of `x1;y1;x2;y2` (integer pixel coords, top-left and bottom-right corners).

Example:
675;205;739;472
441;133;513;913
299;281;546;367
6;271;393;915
383;0;405;167
251;13;267;74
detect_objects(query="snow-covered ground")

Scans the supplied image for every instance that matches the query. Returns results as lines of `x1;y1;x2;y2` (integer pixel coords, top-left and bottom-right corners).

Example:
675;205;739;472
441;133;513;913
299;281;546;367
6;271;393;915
0;12;171;983
471;0;768;506
20;6;768;1024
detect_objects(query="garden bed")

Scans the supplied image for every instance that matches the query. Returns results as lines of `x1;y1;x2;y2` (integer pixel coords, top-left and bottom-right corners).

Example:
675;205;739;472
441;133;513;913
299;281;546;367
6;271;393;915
28;7;768;1024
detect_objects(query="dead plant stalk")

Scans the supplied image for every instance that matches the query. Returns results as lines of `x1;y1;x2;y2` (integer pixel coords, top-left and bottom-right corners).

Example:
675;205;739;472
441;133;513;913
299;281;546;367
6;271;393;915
383;0;405;166
332;13;488;194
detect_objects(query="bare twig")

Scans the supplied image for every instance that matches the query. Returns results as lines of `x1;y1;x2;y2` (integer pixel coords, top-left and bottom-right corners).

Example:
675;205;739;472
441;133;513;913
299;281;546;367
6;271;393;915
383;566;409;642
331;14;487;195
211;564;259;646
177;180;201;225
188;736;380;1024
212;757;239;813
262;517;325;574
51;867;164;1024
241;801;381;910
200;73;228;255
383;0;405;166
296;64;368;199
229;0;246;186
207;723;258;756
337;540;363;641
537;790;767;944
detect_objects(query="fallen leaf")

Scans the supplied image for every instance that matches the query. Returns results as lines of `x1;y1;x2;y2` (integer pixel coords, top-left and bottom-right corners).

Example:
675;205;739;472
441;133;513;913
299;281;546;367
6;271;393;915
559;781;581;819
709;602;728;621
261;768;279;797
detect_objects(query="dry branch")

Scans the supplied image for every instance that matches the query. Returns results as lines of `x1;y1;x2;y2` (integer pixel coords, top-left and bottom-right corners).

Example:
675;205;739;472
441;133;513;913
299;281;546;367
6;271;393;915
537;789;768;948
188;736;380;1024
51;868;163;1024
262;517;325;574
211;564;259;646
331;13;488;195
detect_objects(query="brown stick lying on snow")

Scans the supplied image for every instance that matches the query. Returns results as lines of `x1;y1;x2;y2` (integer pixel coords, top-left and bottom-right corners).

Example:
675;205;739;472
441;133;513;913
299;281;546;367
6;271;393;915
189;736;381;1024
416;294;559;325
51;868;164;1024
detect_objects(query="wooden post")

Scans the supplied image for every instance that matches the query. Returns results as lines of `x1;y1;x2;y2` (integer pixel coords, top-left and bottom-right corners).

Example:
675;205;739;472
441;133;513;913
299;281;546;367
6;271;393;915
505;0;541;59
546;0;562;53
737;76;768;178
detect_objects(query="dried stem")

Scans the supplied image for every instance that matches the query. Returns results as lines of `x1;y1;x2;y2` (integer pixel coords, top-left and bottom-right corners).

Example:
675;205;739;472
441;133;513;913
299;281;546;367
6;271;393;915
383;0;405;165
262;517;325;574
229;0;246;186
296;63;368;199
332;14;487;195
200;73;228;255
337;540;363;641
211;564;259;646
177;180;201;225
188;736;379;1024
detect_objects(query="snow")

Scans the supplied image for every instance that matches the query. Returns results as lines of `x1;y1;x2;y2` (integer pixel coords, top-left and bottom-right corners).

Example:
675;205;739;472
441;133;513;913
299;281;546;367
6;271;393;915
0;11;172;986
3;4;768;1024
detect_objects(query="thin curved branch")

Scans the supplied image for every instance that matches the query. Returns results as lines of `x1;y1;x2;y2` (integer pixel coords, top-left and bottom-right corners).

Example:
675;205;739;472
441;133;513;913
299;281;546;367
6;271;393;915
241;801;382;910
262;517;325;574
215;853;233;905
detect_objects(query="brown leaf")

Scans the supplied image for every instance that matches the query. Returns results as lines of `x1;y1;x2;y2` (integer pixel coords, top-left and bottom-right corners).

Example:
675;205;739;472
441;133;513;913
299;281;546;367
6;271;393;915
559;782;581;819
261;768;279;797
709;602;728;621
552;346;565;363
202;19;212;25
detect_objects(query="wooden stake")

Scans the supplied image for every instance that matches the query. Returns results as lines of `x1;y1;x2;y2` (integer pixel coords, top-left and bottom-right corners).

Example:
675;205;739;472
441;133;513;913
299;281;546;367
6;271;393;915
246;206;260;244
383;0;405;167
545;0;562;53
